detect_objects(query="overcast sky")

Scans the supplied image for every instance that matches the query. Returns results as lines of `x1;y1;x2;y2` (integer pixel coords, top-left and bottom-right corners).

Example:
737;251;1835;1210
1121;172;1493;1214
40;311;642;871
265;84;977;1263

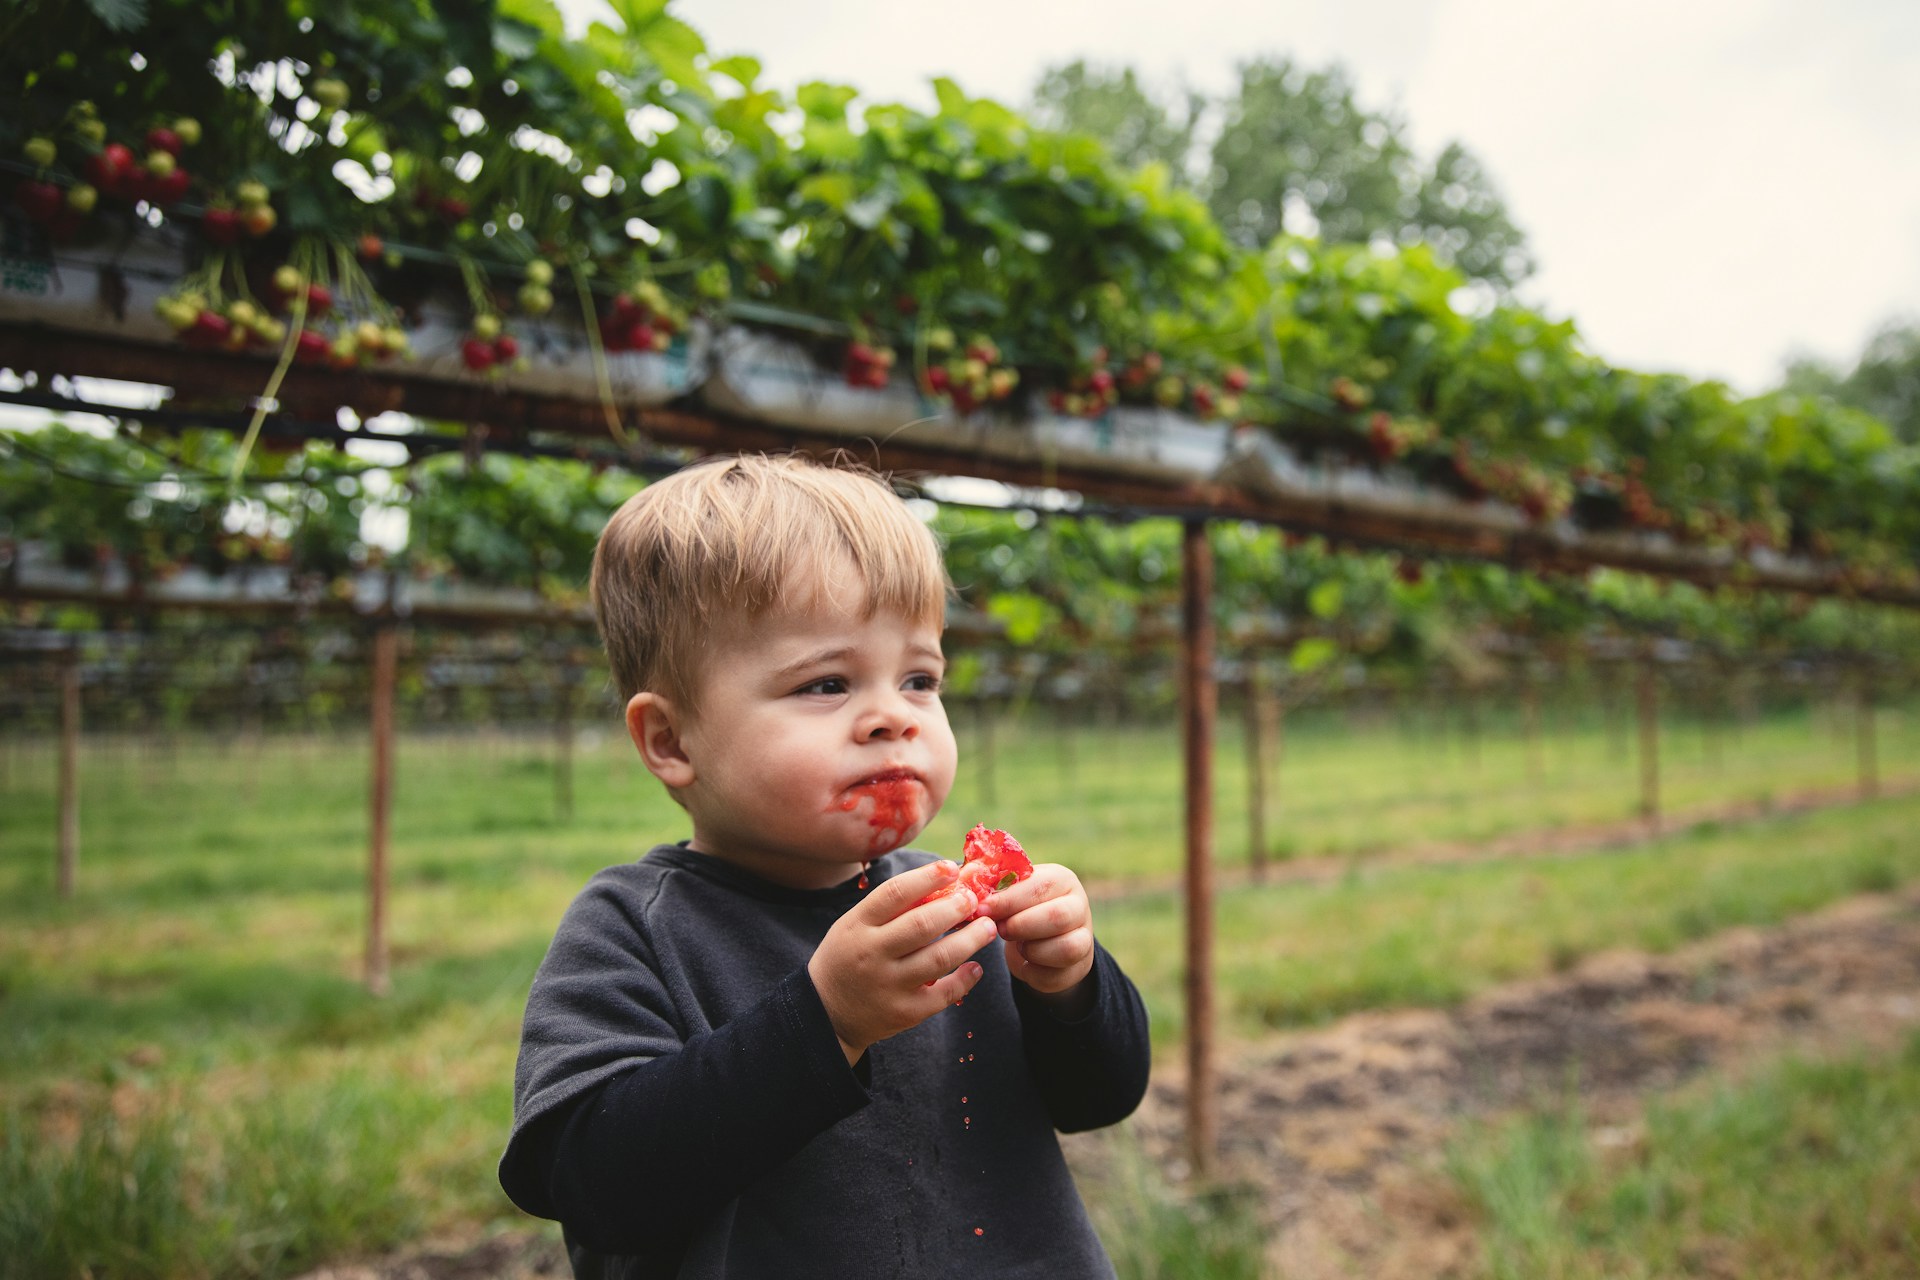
664;0;1919;394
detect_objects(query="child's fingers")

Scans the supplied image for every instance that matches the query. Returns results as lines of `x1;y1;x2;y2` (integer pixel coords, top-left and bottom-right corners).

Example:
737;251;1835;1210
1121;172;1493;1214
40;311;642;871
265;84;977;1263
1009;926;1094;971
907;915;998;984
878;883;979;953
995;893;1087;942
857;859;959;923
918;959;985;1013
981;865;1077;920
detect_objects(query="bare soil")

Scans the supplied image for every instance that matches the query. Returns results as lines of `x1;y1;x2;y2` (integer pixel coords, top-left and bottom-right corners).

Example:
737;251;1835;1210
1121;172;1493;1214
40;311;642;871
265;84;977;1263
1085;885;1920;1279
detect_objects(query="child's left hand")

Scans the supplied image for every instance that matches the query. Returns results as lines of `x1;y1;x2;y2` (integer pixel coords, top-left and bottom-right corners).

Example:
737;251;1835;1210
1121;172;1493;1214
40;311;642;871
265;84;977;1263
981;864;1095;1007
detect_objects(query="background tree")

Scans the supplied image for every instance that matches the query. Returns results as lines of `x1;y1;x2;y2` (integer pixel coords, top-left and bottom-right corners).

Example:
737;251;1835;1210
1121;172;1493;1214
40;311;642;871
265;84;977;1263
1032;56;1533;292
1782;318;1920;445
1206;58;1532;290
1029;59;1203;180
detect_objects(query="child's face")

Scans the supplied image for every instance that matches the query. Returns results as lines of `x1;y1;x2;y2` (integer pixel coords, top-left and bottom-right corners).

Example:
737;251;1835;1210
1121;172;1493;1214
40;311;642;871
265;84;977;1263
669;581;958;890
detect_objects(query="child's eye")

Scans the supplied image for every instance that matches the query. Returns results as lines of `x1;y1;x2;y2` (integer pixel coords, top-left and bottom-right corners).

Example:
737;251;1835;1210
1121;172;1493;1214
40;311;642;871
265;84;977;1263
796;676;848;697
904;673;943;694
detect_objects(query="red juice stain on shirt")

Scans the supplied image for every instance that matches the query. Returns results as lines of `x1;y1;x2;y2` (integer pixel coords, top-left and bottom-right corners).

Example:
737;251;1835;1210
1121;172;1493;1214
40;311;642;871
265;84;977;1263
974;1227;985;1237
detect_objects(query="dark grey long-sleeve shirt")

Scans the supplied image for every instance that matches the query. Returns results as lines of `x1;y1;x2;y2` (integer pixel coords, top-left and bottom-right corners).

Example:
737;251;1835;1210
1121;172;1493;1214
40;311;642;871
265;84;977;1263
499;843;1151;1279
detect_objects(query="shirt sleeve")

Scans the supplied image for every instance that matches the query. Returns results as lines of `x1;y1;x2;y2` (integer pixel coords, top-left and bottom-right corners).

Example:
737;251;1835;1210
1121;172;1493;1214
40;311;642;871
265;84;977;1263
1010;940;1152;1133
497;879;869;1257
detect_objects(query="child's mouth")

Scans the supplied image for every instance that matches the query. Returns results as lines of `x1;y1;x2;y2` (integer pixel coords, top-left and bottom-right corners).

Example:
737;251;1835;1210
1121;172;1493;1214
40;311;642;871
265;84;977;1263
850;767;919;789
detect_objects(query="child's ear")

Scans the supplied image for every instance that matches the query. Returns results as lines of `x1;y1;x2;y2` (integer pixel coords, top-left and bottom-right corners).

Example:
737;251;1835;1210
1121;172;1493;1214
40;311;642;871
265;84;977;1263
626;692;695;790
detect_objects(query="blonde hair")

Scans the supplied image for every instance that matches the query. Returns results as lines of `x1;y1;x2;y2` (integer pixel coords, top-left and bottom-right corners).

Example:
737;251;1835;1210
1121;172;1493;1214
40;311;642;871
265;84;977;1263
591;453;950;708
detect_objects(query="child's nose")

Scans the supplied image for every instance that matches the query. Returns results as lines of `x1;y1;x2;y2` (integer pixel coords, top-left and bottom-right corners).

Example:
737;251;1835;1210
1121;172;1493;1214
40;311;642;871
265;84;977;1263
859;692;920;741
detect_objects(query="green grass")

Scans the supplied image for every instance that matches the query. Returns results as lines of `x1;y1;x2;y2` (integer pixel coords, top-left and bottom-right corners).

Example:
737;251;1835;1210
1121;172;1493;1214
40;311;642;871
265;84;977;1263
1099;792;1920;1047
1451;1032;1920;1279
0;699;1911;1276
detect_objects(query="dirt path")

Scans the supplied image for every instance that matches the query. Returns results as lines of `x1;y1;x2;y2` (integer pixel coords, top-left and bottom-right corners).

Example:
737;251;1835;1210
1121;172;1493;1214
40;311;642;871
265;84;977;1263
1080;885;1920;1278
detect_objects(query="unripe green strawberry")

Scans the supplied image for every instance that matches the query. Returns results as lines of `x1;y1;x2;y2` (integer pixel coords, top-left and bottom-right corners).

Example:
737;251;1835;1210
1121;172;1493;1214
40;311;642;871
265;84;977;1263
173;117;202;147
472;313;502;341
66;183;98;215
23;136;57;168
524;260;554;286
517;283;553;315
311;78;350;111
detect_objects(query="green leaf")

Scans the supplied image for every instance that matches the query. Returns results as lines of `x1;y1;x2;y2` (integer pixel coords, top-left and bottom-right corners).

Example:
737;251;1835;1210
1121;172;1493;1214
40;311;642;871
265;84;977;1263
1308;579;1345;620
987;592;1055;646
709;56;762;91
83;0;146;31
797;173;857;212
1288;636;1340;674
491;21;542;62
797;81;859;121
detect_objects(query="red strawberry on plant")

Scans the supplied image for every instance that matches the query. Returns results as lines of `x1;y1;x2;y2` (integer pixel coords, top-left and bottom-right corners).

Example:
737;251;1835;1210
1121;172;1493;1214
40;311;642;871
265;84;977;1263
1367;411;1399;462
15;181;63;225
185;310;231;347
357;233;384;262
493;334;520;362
304;284;333;316
87;143;135;198
437;195;470;222
241;204;277;237
461;337;496;371
201;205;241;245
146;126;183;157
1224;365;1251;393
294;329;331;364
150;167;191;206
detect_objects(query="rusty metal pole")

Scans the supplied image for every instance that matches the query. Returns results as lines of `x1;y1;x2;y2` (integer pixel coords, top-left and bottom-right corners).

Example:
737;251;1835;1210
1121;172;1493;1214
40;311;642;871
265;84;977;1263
1637;655;1660;828
366;625;398;997
1181;519;1218;1177
1244;661;1268;882
57;644;80;899
1857;673;1878;801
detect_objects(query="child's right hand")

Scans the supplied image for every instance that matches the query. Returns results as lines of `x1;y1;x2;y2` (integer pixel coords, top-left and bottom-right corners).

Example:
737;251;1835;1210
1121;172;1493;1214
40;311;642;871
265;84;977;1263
808;860;998;1065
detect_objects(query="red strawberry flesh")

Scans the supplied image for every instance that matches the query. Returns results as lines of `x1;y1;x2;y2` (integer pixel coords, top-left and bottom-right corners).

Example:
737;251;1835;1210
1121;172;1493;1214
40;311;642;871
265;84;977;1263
917;825;1033;918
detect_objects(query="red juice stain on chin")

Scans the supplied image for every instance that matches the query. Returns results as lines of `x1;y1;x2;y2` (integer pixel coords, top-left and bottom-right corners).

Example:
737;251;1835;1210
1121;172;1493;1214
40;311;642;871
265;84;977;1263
837;777;924;854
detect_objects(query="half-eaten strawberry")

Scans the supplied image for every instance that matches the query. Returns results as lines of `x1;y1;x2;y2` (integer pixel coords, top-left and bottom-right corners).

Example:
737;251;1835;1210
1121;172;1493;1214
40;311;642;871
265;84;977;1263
920;825;1034;919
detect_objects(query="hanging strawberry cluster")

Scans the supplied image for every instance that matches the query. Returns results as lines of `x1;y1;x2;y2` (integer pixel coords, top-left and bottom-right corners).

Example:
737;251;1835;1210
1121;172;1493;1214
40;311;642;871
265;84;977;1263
918;331;1019;414
13;101;203;239
597;280;685;354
